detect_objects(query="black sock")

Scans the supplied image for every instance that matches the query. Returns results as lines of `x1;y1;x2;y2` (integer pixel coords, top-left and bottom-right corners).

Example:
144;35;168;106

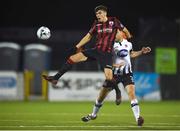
114;84;120;93
53;59;74;80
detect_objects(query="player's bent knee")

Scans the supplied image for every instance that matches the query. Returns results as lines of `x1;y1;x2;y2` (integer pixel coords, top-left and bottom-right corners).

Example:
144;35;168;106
102;80;115;90
104;68;113;80
70;52;87;62
104;73;113;80
106;76;113;80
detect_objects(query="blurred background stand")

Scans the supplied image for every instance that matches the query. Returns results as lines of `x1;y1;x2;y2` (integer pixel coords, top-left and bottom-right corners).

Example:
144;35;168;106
0;42;24;100
0;42;21;71
23;43;51;100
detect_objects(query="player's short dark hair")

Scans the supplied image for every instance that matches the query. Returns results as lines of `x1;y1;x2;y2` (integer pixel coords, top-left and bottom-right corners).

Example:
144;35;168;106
94;5;108;13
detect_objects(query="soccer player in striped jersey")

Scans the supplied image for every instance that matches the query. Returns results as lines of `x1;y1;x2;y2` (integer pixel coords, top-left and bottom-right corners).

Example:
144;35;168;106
113;39;151;126
81;32;151;126
43;5;132;102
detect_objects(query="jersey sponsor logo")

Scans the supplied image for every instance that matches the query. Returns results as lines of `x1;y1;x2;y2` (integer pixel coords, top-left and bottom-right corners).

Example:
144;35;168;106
117;49;128;57
96;24;102;26
97;28;113;33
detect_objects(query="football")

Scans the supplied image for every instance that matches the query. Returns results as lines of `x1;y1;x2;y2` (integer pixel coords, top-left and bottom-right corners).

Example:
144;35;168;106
37;26;51;40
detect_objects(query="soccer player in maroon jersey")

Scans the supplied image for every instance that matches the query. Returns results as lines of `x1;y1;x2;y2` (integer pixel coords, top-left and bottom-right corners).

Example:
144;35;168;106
81;31;151;126
43;5;131;104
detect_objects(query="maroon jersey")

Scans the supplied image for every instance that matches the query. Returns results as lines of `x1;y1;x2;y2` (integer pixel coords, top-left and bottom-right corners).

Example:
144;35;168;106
89;17;124;53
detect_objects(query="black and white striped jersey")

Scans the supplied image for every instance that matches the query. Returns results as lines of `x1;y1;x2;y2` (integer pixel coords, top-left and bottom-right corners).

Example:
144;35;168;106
113;39;133;75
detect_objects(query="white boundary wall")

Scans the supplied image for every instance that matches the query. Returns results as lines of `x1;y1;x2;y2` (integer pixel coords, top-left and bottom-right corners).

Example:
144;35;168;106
0;71;161;101
0;71;24;100
48;71;161;101
48;71;129;101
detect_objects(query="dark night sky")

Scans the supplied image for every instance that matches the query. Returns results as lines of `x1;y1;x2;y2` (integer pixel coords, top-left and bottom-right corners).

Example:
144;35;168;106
0;0;179;34
0;0;179;70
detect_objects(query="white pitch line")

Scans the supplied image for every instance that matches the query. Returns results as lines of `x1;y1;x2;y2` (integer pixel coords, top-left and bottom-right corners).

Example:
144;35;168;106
101;113;180;118
0;120;180;126
0;120;80;123
1;113;180;118
0;125;180;128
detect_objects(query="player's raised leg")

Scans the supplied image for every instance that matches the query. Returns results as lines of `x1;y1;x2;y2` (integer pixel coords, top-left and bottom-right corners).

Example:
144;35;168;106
42;52;87;87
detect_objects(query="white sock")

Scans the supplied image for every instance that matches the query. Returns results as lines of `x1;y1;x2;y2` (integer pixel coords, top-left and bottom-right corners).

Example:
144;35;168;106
91;99;103;117
131;99;140;121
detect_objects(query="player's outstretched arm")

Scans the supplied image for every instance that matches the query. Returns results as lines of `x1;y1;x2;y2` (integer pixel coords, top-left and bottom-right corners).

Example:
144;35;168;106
76;33;92;48
141;47;151;54
130;47;151;58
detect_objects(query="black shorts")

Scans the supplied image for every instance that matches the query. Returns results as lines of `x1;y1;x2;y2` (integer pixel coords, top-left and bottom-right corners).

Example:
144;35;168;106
113;73;135;87
82;48;113;69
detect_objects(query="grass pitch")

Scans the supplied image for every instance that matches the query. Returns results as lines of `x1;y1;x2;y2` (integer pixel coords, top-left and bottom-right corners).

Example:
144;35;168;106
0;101;180;130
